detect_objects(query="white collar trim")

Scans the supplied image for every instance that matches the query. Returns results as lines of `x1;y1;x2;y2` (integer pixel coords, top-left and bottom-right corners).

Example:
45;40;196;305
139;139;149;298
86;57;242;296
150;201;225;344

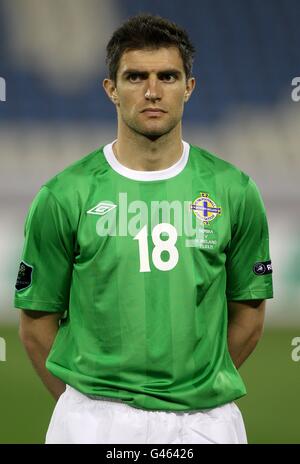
103;140;190;181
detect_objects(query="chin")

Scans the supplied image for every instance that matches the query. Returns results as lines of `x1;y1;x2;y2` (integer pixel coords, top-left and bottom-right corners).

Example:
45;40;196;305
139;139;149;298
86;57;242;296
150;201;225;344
127;118;178;140
139;124;175;140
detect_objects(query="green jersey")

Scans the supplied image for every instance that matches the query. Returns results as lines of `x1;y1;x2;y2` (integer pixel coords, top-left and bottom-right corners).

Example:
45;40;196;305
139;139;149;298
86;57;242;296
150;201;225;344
14;141;273;411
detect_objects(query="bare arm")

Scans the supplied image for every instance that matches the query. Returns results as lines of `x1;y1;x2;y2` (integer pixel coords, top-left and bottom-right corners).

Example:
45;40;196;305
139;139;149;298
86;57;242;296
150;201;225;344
19;309;66;401
227;299;266;369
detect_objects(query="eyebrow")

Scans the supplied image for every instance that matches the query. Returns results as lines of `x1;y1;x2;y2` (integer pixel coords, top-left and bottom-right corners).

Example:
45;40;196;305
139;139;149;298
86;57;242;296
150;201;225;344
122;68;183;77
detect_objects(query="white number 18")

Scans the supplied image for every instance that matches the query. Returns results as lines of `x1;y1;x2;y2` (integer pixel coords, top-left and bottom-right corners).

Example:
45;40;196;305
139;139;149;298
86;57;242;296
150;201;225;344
134;223;179;272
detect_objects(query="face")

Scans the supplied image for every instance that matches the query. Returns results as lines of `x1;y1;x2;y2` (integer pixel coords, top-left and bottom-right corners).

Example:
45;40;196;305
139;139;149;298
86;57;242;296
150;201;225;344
103;47;195;140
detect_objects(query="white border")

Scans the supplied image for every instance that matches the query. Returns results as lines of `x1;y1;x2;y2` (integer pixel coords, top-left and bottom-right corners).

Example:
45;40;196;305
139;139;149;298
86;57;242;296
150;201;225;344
103;140;190;181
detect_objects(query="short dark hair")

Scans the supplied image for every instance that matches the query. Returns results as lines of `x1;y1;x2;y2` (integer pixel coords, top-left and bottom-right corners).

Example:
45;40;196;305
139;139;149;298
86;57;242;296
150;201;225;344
105;13;195;83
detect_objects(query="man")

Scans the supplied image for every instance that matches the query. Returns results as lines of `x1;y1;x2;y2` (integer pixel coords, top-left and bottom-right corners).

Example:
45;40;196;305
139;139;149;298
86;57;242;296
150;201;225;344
14;14;273;444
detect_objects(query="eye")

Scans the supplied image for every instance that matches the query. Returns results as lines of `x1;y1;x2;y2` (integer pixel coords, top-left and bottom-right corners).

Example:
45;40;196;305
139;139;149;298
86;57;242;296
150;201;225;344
160;73;177;82
127;73;144;82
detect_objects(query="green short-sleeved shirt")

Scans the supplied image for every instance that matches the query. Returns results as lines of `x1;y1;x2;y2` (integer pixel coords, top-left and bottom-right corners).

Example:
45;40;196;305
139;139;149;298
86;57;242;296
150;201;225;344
14;141;273;411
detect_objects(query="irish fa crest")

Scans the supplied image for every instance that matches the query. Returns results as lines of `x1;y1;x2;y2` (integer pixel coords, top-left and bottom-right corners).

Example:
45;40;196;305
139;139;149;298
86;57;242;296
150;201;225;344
191;193;221;225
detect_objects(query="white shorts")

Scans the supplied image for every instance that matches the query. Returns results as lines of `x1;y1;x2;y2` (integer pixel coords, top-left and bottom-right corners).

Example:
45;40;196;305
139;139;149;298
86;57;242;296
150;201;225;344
45;385;247;444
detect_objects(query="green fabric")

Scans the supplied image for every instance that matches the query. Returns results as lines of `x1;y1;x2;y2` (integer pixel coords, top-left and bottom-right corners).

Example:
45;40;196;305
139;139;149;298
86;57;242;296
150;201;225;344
14;143;273;411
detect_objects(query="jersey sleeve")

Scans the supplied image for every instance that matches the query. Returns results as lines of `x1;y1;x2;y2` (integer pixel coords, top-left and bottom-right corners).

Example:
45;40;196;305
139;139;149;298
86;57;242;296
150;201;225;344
225;177;273;301
14;186;74;312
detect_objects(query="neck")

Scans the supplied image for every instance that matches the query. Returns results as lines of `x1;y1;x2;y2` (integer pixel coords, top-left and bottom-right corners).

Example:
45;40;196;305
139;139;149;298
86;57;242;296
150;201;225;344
113;122;183;171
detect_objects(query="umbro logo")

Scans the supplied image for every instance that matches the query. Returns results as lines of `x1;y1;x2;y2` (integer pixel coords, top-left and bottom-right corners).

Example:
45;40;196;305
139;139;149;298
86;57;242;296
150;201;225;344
87;202;117;216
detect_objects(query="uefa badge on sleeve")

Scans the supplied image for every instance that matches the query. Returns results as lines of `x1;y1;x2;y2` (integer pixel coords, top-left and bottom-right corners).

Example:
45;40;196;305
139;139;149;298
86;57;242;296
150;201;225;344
15;261;33;291
253;261;273;275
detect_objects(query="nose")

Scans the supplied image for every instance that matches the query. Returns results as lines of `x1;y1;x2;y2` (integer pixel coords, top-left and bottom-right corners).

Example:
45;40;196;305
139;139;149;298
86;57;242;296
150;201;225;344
145;76;162;101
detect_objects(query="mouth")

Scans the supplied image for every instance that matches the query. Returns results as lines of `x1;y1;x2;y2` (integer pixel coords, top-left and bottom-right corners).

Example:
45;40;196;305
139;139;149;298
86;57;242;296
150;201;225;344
141;108;167;117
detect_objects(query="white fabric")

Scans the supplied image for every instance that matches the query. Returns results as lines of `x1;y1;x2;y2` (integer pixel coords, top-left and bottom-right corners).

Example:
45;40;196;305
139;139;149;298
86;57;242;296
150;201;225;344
103;140;190;181
45;385;248;444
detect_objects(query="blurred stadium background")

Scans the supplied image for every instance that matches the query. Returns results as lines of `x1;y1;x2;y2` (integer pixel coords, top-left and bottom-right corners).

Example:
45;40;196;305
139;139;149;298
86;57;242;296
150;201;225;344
0;0;299;444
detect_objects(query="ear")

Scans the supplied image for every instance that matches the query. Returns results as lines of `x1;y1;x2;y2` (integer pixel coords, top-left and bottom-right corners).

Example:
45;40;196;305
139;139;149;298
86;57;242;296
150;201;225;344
103;78;118;104
184;77;196;102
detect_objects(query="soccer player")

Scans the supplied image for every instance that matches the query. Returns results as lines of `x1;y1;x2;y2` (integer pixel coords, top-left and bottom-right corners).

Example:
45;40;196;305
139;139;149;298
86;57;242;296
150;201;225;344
14;14;273;444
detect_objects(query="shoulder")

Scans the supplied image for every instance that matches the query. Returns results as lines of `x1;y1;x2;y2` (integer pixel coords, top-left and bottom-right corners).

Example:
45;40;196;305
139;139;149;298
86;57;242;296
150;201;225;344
27;146;108;224
42;145;106;201
189;143;252;192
